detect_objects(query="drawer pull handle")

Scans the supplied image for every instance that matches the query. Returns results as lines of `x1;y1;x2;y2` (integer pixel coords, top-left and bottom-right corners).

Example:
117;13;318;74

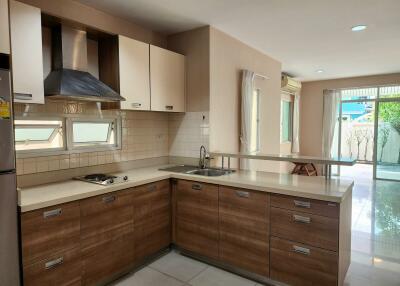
132;102;142;108
192;183;202;190
148;185;157;192
236;191;249;198
43;208;62;218
165;105;174;110
293;245;310;256
293;214;311;224
14;93;33;100
45;257;64;270
294;200;311;208
102;195;116;204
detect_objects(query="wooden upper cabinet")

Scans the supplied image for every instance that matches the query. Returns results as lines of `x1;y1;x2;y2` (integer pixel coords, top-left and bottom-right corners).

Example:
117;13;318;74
150;45;185;112
118;35;150;110
9;0;44;104
0;0;10;54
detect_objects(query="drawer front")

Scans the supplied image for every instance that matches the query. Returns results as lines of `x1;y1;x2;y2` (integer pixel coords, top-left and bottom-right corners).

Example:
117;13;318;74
219;187;269;276
270;237;338;286
23;247;82;286
176;219;219;260
176;180;218;207
271;194;339;218
271;207;339;251
21;202;80;265
82;232;134;286
80;190;134;251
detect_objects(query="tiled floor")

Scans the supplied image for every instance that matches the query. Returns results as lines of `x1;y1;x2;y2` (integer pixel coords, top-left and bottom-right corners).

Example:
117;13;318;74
113;168;400;286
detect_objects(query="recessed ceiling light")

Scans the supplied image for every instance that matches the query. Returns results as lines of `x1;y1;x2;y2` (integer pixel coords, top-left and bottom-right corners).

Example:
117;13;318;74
316;69;324;73
351;25;367;32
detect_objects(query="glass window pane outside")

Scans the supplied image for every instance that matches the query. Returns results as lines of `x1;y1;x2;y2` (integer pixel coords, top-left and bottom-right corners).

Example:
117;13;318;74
249;89;260;152
72;122;111;143
281;101;292;142
14;120;63;151
341;87;377;100
379;86;400;99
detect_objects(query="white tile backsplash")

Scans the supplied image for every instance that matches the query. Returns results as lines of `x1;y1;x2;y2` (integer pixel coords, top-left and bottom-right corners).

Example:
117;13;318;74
15;101;209;175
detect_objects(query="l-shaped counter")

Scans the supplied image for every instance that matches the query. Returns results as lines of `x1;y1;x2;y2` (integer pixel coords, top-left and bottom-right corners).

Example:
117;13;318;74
18;165;354;286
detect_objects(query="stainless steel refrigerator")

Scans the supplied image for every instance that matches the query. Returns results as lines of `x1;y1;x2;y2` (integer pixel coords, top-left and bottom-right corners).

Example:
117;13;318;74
0;68;21;285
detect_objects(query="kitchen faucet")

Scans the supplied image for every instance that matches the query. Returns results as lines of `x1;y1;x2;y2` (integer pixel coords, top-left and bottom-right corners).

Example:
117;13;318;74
199;145;210;169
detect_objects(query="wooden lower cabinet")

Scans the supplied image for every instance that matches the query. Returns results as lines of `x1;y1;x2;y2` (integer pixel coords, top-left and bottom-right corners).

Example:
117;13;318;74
219;186;270;277
175;180;219;260
133;180;171;263
270;237;338;286
80;190;135;285
23;247;82;286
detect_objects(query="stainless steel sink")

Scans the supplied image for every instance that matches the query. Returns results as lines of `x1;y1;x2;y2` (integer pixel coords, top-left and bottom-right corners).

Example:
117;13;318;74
159;165;234;177
185;168;233;177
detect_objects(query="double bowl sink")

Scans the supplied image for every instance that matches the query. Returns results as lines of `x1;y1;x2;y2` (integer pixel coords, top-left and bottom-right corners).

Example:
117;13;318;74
159;165;234;177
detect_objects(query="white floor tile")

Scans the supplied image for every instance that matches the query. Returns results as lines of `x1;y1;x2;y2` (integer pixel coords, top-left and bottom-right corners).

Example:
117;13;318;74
149;251;208;282
113;267;184;286
188;266;256;286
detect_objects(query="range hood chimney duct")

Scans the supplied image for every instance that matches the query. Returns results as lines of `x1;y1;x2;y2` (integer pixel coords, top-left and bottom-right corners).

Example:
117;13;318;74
44;25;124;102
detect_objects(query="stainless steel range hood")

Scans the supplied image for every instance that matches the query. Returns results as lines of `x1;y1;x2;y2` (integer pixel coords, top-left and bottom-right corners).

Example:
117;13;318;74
44;25;124;102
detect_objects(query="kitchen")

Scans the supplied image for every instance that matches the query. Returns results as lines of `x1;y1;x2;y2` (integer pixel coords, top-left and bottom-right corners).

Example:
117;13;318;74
1;1;399;286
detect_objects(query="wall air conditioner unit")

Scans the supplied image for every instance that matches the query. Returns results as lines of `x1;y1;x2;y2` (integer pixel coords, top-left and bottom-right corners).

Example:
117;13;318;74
281;74;301;92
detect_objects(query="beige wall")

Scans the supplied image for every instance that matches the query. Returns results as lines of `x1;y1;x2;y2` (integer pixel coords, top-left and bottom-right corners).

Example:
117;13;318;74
17;0;166;47
300;73;400;157
209;28;282;172
167;27;210;112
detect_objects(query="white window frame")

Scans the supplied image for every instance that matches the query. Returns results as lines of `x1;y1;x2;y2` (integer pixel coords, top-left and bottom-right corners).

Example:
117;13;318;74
15;115;122;158
280;95;293;143
66;117;121;151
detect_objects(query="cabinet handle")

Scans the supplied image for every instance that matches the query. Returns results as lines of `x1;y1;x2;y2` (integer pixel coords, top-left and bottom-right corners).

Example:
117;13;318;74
294;200;311;209
132;102;142;108
165;105;174;110
147;185;157;192
43;208;62;218
292;245;310;256
293;214;311;224
14;93;32;100
192;183;202;190
236;191;249;198
102;195;116;204
45;257;64;270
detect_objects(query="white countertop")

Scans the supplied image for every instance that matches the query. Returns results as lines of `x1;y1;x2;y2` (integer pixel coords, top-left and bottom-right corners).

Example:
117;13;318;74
18;165;354;212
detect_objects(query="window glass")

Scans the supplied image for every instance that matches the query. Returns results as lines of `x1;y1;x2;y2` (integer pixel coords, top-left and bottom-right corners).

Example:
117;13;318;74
379;85;400;99
281;101;292;142
341;88;377;100
249;89;260;152
72;122;111;143
14;120;64;151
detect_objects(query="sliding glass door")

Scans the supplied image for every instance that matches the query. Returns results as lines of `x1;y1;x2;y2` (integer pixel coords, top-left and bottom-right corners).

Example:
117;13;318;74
375;86;400;180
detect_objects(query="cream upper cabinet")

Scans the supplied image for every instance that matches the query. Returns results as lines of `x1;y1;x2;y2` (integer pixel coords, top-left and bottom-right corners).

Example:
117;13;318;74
150;45;185;112
0;0;10;54
118;35;150;110
10;0;44;104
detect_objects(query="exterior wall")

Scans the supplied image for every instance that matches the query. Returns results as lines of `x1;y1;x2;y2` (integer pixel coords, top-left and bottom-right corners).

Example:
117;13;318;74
17;0;166;47
209;27;282;172
300;73;400;157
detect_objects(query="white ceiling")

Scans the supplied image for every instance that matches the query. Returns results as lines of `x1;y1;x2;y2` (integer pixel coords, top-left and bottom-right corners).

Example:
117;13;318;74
77;0;400;82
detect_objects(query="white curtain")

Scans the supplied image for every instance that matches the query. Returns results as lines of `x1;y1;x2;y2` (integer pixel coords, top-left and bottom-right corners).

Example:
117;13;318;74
291;92;300;153
322;89;340;158
240;70;255;169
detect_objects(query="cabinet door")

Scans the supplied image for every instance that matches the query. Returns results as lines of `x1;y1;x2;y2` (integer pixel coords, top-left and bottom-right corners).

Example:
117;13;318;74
80;190;134;286
219;186;270;277
119;35;150;110
133;180;171;264
10;0;44;104
175;180;218;260
21;202;80;266
0;0;10;54
150;45;185;112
